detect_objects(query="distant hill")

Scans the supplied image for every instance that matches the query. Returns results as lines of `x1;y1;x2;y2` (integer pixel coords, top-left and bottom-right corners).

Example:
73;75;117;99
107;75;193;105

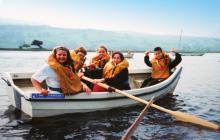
0;18;40;26
0;24;220;52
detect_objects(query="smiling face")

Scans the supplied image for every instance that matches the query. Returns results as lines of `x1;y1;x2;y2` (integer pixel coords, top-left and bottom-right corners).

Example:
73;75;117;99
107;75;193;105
112;53;122;65
154;50;163;60
77;51;86;61
55;49;68;64
97;47;107;57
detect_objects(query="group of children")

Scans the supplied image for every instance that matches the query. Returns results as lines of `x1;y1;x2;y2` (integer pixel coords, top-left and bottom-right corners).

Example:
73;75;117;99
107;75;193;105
31;45;182;96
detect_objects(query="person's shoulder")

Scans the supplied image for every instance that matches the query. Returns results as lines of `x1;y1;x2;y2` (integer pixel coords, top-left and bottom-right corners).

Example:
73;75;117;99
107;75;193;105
40;64;57;75
32;64;50;78
151;57;156;62
41;63;51;69
121;67;129;72
38;64;53;72
163;53;170;57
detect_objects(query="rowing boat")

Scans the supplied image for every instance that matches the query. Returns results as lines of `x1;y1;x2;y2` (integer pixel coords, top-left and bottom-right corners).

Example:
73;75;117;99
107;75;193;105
2;66;182;117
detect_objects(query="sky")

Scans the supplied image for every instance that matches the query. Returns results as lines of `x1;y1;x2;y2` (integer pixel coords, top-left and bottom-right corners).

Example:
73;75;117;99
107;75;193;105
0;0;220;37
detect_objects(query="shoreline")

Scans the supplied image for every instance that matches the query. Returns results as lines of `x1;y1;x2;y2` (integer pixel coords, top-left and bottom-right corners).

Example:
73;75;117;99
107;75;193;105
0;48;51;51
0;48;219;53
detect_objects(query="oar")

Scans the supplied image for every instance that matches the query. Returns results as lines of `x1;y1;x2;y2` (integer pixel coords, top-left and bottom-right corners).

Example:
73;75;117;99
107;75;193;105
82;76;220;130
121;97;155;140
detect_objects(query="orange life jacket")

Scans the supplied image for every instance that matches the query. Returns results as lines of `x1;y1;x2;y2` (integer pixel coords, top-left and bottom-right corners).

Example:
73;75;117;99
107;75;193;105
91;54;110;68
70;50;83;72
103;59;129;78
48;50;82;94
151;53;171;79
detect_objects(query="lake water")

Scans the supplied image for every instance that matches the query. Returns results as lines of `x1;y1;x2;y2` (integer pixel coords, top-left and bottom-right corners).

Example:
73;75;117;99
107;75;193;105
0;51;220;140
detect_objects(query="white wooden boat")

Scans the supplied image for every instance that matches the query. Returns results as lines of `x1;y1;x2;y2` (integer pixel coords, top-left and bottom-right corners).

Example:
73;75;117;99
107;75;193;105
2;66;182;118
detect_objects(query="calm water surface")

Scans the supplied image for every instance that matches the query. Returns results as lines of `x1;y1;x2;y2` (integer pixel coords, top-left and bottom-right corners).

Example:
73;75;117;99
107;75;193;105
0;51;220;140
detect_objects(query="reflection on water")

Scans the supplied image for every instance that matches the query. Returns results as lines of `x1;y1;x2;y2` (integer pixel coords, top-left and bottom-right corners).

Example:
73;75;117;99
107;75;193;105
0;51;220;139
1;95;219;140
2;95;180;139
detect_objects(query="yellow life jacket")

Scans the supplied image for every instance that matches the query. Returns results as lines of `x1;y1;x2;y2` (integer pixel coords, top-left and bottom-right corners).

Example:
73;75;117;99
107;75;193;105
70;50;83;72
48;51;82;94
103;59;129;78
151;53;171;79
91;54;110;68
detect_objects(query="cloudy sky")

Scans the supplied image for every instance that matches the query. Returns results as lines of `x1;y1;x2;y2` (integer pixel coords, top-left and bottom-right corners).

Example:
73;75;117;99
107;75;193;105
0;0;220;37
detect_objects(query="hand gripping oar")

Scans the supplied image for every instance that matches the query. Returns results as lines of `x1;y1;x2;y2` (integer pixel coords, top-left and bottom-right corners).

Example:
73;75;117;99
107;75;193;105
121;97;155;140
82;76;220;130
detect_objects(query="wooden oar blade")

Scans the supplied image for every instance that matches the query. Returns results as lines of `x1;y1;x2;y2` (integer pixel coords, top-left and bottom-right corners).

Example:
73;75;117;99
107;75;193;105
171;111;219;130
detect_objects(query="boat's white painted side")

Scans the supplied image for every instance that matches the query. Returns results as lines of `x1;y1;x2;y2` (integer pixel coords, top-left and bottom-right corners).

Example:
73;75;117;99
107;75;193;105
3;66;182;117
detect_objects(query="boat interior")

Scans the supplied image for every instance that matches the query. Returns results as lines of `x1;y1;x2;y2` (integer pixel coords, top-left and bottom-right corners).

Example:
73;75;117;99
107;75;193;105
10;71;152;93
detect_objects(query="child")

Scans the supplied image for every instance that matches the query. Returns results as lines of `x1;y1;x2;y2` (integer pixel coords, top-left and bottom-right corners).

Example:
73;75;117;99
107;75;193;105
141;47;182;87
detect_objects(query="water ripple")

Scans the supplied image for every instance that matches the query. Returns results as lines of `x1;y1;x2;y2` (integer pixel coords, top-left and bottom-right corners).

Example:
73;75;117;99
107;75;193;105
1;52;220;139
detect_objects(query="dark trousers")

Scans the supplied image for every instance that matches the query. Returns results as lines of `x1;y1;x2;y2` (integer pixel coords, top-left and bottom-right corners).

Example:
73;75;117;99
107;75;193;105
83;68;103;89
141;77;165;88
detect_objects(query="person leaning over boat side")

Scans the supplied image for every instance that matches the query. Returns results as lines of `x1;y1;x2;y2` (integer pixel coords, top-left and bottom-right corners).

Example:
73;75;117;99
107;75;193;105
141;47;182;87
92;51;131;92
83;44;110;88
70;46;87;72
31;46;91;96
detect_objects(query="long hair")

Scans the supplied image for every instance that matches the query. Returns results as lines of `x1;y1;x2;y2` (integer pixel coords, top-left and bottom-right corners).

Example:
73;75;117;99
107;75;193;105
54;46;75;72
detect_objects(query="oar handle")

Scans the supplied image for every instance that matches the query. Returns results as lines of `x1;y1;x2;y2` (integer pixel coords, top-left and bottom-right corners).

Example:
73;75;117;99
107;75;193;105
82;76;111;90
82;76;172;113
114;88;173;113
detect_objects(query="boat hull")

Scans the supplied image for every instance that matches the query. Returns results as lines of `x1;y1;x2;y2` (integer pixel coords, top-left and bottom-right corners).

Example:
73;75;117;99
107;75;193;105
3;66;182;117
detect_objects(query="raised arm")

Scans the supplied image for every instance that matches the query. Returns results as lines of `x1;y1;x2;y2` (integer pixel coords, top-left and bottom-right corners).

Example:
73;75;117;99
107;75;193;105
169;52;182;69
144;51;152;67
